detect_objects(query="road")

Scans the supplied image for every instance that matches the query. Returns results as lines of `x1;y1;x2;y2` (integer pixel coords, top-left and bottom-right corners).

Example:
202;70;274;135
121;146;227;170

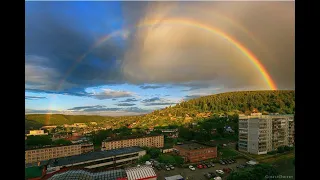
155;158;248;180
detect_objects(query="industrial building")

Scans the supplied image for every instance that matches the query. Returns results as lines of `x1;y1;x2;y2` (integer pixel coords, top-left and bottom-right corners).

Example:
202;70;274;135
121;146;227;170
27;147;146;175
238;113;295;154
173;142;217;163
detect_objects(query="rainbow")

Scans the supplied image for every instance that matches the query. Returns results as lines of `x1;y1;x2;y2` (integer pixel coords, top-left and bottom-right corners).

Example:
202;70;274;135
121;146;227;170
137;18;277;90
56;18;277;91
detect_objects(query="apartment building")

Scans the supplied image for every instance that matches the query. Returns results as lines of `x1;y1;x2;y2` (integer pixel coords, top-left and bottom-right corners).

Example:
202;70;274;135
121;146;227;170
101;135;164;151
25;143;94;164
174;142;217;163
238;113;295;155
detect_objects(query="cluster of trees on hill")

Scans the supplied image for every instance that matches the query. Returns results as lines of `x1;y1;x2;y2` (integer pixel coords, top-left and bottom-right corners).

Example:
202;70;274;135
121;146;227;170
153;90;295;117
25;90;295;130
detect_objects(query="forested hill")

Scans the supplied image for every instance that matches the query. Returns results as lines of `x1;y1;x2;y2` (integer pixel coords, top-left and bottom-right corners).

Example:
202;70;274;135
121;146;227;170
151;90;295;117
25;90;294;129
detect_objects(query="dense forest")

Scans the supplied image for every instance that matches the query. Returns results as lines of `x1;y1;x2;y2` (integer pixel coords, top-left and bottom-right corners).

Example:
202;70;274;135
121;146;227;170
25;90;294;130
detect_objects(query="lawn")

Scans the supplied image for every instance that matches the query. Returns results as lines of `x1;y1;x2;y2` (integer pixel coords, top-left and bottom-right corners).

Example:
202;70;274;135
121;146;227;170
219;148;239;158
267;154;295;178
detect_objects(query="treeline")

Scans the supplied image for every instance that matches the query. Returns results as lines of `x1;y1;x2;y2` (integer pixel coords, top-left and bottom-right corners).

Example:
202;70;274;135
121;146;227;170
153;90;295;117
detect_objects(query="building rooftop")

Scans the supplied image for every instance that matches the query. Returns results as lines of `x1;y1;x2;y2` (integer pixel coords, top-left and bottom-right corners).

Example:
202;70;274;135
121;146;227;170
48;169;126;180
103;134;163;142
165;174;184;180
125;165;156;180
25;142;82;151
26;146;145;168
175;142;215;150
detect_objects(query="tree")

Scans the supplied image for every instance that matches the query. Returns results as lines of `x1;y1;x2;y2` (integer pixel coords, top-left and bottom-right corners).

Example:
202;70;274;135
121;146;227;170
138;154;151;163
26;135;52;146
53;139;72;146
157;154;176;165
148;148;161;159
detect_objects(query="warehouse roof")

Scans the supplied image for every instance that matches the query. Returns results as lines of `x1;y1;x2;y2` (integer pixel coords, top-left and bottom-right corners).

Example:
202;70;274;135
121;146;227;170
125;165;156;180
26;146;144;168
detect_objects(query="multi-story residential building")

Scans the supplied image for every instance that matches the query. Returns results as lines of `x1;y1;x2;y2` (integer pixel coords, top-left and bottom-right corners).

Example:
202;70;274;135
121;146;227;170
238;113;295;155
25;143;94;164
101;135;164;151
81;142;94;154
173;142;217;163
26;130;48;136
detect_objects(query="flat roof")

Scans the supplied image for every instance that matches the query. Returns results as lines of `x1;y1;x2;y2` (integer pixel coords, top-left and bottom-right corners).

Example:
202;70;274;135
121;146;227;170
103;134;163;142
125;165;156;180
165;175;184;180
26;147;145;168
48;169;126;180
175;142;216;150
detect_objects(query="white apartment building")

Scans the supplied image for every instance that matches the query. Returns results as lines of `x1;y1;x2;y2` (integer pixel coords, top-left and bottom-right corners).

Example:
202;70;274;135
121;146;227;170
238;113;294;155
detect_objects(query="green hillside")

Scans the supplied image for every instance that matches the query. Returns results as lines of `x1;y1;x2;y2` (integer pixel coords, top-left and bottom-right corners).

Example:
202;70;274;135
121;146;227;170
25;90;294;130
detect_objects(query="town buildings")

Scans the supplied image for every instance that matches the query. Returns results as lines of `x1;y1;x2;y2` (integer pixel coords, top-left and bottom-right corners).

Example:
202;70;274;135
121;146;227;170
25;143;94;164
101;134;164;151
238;113;295;155
173;142;217;163
26;130;48;136
158;129;179;138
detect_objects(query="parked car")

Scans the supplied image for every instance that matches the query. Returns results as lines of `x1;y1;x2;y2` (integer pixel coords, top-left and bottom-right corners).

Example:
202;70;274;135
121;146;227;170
206;163;212;168
165;165;171;171
210;162;215;167
223;168;232;173
204;173;212;179
202;164;207;168
219;160;225;165
231;158;236;162
155;165;162;170
209;172;217;178
197;164;203;169
216;170;224;175
214;177;222;180
168;164;175;170
189;165;196;171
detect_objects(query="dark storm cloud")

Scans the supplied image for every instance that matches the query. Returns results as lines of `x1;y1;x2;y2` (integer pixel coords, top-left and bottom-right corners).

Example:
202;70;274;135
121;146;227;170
121;1;294;90
116;103;136;107
25;96;47;100
25;2;126;94
26;1;294;97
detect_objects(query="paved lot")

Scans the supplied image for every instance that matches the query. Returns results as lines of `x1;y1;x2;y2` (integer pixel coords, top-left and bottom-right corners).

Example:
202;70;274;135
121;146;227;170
155;158;248;180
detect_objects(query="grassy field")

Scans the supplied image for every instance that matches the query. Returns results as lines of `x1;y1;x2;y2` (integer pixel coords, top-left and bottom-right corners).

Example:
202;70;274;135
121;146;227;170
219;148;240;158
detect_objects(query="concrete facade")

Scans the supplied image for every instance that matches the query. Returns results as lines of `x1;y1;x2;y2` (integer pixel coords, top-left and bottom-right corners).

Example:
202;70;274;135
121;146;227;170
239;113;295;155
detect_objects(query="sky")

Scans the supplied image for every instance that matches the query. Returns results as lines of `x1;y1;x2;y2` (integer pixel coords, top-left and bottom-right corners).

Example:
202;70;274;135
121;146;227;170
25;1;295;116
